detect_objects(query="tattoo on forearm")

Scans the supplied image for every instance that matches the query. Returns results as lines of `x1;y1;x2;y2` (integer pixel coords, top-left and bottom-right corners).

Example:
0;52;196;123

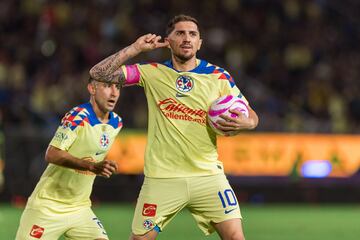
98;71;126;86
90;46;130;80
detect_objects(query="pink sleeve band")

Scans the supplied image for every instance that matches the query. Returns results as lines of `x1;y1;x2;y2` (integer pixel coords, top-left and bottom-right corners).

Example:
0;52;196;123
124;64;140;86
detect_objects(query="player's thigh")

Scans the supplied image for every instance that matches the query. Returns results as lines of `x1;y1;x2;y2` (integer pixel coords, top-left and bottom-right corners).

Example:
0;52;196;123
213;218;245;240
131;177;188;236
15;208;64;240
188;174;242;235
64;208;108;240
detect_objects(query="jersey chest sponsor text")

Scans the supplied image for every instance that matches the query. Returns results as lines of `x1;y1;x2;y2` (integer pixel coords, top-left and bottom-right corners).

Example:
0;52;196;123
157;98;206;125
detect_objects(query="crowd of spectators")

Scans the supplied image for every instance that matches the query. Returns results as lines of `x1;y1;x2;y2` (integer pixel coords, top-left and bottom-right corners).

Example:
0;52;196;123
1;0;360;133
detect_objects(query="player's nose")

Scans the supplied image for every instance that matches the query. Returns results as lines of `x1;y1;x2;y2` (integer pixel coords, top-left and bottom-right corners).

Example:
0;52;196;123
110;84;120;96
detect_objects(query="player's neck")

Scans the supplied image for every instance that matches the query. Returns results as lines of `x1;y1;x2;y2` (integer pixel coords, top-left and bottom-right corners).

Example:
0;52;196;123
171;56;198;72
96;112;109;123
90;100;110;123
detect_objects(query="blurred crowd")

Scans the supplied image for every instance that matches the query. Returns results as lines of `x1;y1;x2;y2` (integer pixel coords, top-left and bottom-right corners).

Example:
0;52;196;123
0;0;360;133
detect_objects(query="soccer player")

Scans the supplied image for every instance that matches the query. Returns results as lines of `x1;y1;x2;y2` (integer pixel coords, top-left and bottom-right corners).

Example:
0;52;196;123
90;14;258;240
15;77;123;240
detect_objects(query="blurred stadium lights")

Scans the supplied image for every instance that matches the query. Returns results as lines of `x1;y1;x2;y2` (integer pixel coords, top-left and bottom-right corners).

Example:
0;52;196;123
301;160;332;178
40;40;57;57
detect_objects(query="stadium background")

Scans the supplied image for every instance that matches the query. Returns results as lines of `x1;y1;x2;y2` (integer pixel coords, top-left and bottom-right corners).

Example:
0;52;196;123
0;0;360;239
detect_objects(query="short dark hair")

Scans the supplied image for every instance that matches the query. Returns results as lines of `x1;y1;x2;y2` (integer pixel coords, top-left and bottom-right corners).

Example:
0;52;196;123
166;14;200;36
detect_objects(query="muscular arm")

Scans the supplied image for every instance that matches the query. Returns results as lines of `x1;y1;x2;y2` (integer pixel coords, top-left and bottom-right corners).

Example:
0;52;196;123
89;45;138;83
45;146;117;178
89;33;168;84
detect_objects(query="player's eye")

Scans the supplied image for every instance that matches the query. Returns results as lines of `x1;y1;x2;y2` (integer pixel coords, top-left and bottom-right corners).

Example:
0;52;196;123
103;82;121;90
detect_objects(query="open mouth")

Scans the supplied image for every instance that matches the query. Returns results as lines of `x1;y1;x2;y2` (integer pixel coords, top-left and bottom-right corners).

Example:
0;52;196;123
181;45;192;49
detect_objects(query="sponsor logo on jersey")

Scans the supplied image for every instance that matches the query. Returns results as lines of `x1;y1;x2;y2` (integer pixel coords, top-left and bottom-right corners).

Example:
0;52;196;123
224;208;237;214
142;203;157;217
100;133;110;149
176;75;194;93
175;92;189;98
54;131;69;142
95;151;106;156
30;225;44;239
158;98;206;125
143;219;155;230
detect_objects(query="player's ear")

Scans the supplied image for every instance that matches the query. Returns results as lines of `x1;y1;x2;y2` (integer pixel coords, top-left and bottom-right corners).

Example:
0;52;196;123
87;82;96;95
164;37;171;49
198;38;203;50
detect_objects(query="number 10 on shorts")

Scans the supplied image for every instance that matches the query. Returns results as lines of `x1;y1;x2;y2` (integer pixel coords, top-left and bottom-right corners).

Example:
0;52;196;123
218;189;238;208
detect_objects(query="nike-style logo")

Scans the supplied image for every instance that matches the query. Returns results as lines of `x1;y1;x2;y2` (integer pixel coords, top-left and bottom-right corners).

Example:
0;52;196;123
176;93;189;98
95;151;105;155
224;208;237;214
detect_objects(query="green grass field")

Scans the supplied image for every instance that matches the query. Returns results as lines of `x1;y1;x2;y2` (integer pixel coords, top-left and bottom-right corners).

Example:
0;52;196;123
1;203;360;239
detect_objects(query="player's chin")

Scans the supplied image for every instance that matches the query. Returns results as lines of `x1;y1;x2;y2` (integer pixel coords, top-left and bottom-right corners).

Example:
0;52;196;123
184;52;195;58
175;52;194;62
106;105;115;112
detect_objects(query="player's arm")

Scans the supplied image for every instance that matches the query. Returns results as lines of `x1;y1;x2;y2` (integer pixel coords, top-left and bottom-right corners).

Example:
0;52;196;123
216;105;259;136
89;33;168;84
45;146;117;178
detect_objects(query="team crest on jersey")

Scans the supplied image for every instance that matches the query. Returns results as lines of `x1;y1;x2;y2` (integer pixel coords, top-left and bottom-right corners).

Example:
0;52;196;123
30;225;44;239
143;219;155;230
99;133;110;149
176;75;194;93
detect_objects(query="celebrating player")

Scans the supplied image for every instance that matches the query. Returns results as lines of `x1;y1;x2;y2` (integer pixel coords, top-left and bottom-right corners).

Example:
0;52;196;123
90;14;258;240
15;77;123;240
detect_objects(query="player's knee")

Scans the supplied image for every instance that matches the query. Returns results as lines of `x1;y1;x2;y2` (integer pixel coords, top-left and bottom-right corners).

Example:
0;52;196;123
220;231;245;240
229;232;245;240
128;234;149;240
129;234;140;240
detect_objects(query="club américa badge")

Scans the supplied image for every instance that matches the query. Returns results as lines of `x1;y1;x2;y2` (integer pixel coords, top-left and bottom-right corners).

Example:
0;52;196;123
100;126;110;149
175;75;194;93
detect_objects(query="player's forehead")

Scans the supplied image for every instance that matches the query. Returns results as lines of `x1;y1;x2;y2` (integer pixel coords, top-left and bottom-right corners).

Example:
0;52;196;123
172;21;199;33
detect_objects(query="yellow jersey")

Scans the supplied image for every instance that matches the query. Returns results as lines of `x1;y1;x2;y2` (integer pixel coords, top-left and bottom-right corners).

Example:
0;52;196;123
26;102;122;213
122;59;248;178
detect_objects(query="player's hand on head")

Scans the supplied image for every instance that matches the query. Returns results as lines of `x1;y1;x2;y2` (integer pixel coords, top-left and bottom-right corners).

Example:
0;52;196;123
132;33;169;53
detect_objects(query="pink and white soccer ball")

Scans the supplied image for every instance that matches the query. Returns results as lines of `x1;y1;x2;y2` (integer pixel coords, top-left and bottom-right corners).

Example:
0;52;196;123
208;95;249;135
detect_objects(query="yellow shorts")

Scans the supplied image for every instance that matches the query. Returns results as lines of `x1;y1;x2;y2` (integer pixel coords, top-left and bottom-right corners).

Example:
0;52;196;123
132;174;242;236
15;207;108;240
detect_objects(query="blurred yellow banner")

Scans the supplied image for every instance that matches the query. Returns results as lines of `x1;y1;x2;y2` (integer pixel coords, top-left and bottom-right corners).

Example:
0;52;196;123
107;133;360;177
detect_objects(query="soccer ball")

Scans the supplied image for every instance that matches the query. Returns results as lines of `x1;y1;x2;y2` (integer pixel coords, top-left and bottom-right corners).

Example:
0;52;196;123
207;95;249;135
